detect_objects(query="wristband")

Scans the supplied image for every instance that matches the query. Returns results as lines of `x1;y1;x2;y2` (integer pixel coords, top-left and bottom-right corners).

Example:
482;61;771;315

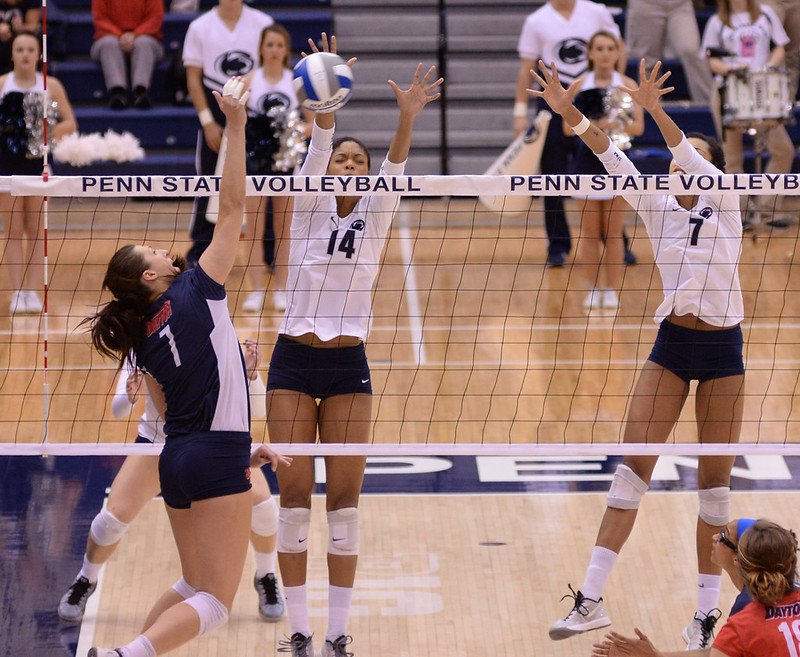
513;101;528;118
198;108;214;127
572;114;591;136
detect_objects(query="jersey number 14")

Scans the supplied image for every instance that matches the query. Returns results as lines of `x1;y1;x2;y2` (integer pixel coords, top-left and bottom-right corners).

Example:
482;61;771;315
327;229;357;259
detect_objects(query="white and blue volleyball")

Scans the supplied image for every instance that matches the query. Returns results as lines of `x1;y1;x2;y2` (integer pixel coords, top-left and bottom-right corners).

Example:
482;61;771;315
293;52;353;113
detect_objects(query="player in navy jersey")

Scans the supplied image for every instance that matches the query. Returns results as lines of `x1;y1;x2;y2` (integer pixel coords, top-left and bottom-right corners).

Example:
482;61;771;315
84;77;290;657
266;34;442;657
531;59;746;650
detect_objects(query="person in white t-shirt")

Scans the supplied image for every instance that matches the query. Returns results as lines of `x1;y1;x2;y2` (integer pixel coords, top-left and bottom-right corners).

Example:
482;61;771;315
266;34;442;657
182;0;273;266
240;23;312;314
701;0;793;227
531;58;745;650
513;0;628;267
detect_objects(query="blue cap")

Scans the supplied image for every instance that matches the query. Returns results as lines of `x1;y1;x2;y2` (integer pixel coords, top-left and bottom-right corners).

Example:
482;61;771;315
737;518;757;540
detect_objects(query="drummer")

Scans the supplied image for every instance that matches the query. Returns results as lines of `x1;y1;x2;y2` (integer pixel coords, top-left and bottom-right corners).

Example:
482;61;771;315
701;0;793;228
569;30;644;312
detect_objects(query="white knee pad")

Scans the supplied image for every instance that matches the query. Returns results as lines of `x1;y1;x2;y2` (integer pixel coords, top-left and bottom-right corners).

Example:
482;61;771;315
171;577;197;600
251;497;278;537
183;592;229;635
278;506;311;553
327;507;359;556
607;464;649;510
90;508;129;546
698;487;731;526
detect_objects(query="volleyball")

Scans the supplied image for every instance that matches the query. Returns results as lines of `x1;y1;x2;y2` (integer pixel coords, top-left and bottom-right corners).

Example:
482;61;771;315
292;52;353;113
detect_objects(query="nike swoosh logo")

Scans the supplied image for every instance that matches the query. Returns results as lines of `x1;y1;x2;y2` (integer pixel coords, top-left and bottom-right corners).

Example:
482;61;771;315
698;583;705;587
298;538;307;543
361;379;370;384
332;537;344;541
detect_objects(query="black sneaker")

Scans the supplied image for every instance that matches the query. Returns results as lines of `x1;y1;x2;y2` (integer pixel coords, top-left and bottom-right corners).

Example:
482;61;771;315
108;87;127;110
682;608;722;649
59;576;97;622
253;572;284;621
278;633;314;657
133;86;152;109
320;635;354;657
546;251;566;267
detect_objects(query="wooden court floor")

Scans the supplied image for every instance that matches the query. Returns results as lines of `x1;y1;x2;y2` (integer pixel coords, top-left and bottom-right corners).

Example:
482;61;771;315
1;196;799;448
75;490;800;657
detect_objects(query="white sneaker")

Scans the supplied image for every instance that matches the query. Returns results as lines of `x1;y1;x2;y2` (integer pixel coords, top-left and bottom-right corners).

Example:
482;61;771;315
601;289;619;309
272;289;287;311
582;289;602;310
25;290;43;313
682;609;721;650
549;586;611;641
319;635;353;657
242;290;265;313
9;290;26;314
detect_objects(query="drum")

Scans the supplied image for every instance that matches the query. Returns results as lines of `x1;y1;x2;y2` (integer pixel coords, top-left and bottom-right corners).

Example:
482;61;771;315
722;68;793;127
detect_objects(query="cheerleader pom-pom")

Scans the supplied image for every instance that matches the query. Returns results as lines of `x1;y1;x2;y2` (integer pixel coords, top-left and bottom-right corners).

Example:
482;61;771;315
53;130;145;166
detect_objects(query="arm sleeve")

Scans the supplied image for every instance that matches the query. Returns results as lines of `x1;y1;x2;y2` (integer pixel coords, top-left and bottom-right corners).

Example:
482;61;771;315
763;5;790;46
597;5;621;37
111;364;135;418
517;15;540;60
134;0;164;38
292;122;335;215
701;15;723;53
364;157;405;237
92;0;123;39
182;20;202;69
595;141;651;214
190;264;226;300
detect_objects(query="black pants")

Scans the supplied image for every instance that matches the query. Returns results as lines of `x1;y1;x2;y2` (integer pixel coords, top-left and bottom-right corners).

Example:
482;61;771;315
539;110;574;257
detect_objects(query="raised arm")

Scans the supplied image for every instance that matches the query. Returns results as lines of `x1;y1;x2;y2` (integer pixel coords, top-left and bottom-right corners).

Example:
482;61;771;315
386;63;443;164
197;77;249;284
620;59;680;148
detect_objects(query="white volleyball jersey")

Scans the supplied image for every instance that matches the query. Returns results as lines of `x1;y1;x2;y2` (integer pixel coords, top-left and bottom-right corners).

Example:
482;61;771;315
246;68;299;116
183;6;273;93
280;123;404;342
111;360;165;444
597;137;743;327
517;0;620;83
0;71;44;97
701;5;789;69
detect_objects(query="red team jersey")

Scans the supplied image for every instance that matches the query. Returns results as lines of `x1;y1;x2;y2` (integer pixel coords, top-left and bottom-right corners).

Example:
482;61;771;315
713;590;800;657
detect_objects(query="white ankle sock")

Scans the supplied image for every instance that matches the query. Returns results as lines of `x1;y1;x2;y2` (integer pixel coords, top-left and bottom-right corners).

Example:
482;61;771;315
284;584;311;636
254;550;277;579
119;635;156;657
79;555;103;583
580;546;618;601
697;574;722;616
326;585;353;641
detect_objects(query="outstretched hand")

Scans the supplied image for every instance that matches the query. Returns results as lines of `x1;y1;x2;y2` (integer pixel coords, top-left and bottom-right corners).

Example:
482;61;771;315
251;444;293;472
620;59;674;113
211;76;250;128
591;629;663;657
388;64;443;118
303;32;358;69
527;60;582;116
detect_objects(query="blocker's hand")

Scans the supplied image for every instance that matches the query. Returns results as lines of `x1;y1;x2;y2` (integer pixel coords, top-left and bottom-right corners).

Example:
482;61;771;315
212;76;250;128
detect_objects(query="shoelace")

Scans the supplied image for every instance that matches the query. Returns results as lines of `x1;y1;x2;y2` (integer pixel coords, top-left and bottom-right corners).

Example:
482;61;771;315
560;584;591;618
256;573;279;605
329;635;354;657
697;609;722;647
66;577;93;605
278;634;312;655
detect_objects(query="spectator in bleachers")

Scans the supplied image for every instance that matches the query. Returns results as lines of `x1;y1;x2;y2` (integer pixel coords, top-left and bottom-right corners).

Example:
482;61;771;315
764;0;800;99
702;0;794;228
90;0;164;110
0;0;40;75
183;0;274;267
625;0;714;103
0;31;76;314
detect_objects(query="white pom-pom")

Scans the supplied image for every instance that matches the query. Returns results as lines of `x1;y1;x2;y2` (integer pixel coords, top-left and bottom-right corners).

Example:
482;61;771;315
52;130;145;166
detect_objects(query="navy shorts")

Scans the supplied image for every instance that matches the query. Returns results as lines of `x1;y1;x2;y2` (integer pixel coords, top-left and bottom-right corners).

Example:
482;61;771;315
158;431;252;509
135;435;152;444
647;319;745;383
267;335;372;400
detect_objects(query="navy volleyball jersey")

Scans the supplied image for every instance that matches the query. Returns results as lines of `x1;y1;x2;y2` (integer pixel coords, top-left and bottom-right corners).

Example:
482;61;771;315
136;266;250;437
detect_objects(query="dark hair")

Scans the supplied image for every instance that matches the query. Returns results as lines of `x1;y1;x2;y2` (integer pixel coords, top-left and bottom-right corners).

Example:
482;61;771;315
586;31;620;72
331;136;371;170
737;520;798;607
685;132;726;172
258;23;291;68
84;245;152;365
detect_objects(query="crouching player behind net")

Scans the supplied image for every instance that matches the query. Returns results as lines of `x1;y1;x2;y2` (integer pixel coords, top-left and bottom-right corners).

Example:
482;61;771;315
83;77;290;657
530;59;745;650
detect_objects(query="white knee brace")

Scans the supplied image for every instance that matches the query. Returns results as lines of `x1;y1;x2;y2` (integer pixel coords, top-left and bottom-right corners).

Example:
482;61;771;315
327;507;359;556
183;591;229;635
171;577;197;600
606;464;649;510
90;508;129;546
698;486;731;526
278;506;311;553
251;497;279;537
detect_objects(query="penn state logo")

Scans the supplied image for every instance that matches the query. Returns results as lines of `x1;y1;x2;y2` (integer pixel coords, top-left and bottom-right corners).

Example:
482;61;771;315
258;91;291;114
215;50;255;77
350;219;366;231
557;38;588;65
699;207;713;219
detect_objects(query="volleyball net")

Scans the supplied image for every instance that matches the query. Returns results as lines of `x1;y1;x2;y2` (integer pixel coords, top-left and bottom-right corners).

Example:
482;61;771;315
2;172;799;456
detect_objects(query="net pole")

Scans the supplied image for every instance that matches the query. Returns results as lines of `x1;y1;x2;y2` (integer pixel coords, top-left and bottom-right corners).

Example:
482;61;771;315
40;0;50;448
